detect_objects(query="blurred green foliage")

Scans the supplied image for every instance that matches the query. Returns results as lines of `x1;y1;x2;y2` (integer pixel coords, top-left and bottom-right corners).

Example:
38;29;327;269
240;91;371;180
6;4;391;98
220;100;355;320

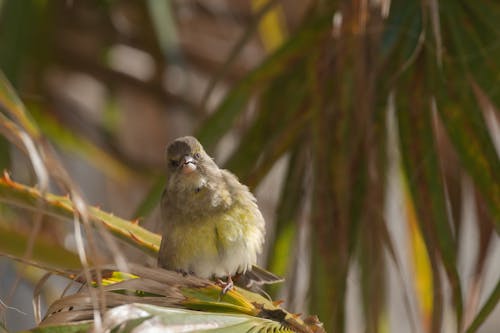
0;0;499;332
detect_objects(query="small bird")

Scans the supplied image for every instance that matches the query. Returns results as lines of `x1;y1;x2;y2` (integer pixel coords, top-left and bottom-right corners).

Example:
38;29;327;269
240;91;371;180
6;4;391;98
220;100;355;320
157;136;282;292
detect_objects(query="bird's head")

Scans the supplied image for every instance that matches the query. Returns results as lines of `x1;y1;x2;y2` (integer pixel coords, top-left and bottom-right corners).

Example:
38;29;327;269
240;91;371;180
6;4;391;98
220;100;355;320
166;136;205;175
165;136;219;195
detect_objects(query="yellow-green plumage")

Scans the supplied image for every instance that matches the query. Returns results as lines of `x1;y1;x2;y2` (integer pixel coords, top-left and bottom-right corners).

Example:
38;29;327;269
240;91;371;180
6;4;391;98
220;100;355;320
157;136;265;280
162;200;264;278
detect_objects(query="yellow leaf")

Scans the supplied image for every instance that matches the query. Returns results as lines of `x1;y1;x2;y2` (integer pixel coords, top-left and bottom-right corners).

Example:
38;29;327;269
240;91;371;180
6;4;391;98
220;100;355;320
251;0;287;52
405;188;433;329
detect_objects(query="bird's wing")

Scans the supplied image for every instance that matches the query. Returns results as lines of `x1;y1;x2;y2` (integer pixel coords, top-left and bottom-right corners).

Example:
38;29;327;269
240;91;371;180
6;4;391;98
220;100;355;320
157;189;169;268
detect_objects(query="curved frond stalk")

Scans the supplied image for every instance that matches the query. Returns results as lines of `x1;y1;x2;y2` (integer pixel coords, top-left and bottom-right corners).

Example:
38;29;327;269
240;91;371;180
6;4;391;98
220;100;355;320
0;173;160;256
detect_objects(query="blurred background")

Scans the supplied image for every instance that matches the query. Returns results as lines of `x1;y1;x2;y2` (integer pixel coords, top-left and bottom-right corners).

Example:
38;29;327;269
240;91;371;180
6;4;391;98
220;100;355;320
0;0;499;332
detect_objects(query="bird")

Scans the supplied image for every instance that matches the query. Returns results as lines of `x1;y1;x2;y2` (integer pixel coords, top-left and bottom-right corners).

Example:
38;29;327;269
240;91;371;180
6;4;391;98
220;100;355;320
157;136;282;292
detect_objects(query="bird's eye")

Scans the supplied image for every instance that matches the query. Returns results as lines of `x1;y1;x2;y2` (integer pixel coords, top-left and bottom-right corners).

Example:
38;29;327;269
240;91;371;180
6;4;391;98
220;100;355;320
170;160;179;168
194;152;201;159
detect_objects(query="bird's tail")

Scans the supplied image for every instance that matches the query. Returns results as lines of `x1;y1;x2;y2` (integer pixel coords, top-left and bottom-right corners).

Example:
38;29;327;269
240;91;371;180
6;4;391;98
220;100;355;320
236;265;284;288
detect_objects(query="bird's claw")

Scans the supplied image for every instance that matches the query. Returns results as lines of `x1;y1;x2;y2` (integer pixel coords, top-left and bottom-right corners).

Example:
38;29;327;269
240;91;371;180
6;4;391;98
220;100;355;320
216;276;234;300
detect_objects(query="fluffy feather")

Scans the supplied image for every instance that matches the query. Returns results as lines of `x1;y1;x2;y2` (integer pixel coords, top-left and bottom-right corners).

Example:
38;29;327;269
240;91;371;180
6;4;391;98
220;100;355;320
157;136;265;280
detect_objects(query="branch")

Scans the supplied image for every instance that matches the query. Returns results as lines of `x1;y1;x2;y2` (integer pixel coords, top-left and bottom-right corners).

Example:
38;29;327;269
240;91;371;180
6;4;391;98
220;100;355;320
0;172;160;256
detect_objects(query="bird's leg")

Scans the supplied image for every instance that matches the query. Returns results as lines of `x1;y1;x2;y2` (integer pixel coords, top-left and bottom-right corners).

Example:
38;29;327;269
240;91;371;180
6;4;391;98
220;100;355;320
222;275;234;294
216;275;234;298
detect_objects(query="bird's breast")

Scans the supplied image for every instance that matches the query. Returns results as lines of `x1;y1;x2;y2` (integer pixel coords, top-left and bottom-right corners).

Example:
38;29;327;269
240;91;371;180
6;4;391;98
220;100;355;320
163;201;264;278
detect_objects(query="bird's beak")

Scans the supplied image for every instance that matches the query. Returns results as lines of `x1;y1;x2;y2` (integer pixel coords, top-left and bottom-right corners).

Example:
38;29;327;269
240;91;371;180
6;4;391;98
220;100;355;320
181;155;197;174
